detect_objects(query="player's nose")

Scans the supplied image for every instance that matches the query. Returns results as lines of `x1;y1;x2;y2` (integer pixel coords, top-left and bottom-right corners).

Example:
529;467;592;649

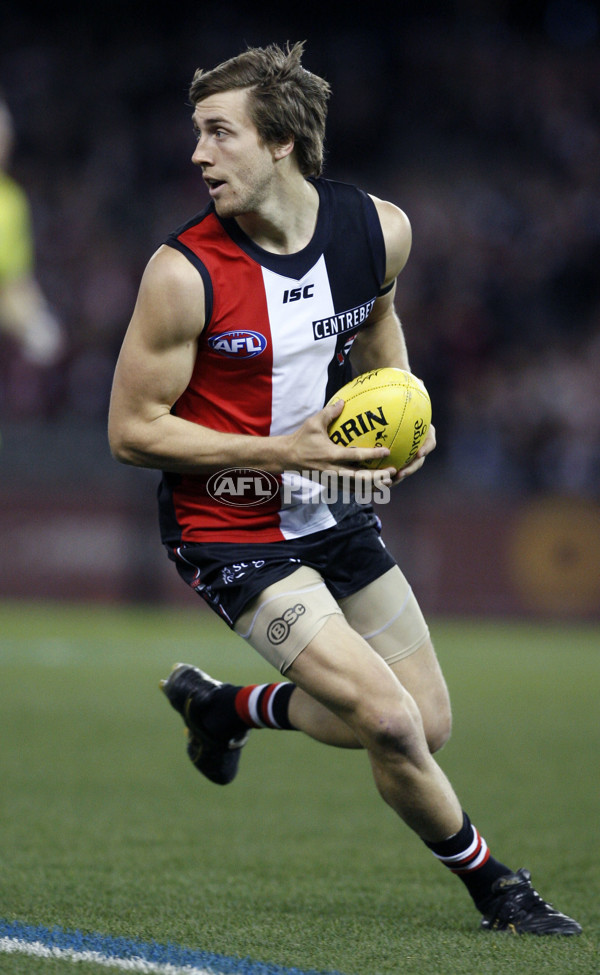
192;137;213;167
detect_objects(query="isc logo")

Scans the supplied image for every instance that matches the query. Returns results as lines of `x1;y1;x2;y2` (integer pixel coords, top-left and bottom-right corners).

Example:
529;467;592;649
208;330;267;358
282;284;314;303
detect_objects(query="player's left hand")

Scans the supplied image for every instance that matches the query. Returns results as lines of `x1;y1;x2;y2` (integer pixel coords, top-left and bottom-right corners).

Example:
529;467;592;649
393;423;436;483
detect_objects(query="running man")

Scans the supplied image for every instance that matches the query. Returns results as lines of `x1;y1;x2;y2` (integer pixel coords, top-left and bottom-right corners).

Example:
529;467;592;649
108;42;580;935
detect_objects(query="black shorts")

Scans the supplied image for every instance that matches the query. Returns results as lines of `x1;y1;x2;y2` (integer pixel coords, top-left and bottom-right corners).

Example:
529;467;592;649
168;506;397;627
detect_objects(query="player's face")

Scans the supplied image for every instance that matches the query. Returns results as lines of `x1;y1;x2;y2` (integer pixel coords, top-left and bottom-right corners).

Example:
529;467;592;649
191;89;279;219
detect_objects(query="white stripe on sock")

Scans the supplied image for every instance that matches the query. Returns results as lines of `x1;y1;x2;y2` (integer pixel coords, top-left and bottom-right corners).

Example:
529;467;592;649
431;826;479;865
247;685;269;728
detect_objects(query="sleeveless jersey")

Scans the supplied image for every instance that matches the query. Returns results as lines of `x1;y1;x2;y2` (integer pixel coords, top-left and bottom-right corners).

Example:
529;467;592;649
158;177;387;545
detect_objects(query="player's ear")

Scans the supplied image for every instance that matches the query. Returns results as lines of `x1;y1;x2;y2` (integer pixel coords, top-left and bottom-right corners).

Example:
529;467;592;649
272;136;295;161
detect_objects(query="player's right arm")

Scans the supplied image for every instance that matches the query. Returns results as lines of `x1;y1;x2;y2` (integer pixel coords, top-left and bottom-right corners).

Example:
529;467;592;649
108;246;391;477
109;244;210;471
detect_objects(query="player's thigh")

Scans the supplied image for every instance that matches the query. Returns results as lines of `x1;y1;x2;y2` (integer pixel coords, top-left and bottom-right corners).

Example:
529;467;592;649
337;565;429;664
338;566;452;749
233;567;368;746
234;562;397;707
233;564;344;673
234;563;445;748
286;612;420;748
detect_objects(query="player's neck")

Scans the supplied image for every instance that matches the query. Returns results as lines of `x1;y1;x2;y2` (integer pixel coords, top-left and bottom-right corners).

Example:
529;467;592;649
234;177;319;255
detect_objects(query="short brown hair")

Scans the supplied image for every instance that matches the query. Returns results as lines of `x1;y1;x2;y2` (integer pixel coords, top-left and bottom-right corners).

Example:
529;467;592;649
189;42;331;178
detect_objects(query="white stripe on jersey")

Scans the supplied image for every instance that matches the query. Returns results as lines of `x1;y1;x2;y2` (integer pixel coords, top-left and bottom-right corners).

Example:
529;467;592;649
261;257;338;539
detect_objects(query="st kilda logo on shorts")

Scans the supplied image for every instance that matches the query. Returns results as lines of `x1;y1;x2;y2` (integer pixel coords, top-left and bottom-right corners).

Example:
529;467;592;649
208;329;267;358
206;469;280;506
267;603;306;645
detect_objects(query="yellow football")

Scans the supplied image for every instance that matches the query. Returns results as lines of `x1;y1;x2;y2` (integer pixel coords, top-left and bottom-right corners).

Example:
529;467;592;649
327;367;432;470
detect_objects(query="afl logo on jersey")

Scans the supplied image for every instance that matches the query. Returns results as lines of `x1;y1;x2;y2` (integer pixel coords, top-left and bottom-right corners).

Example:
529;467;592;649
208;330;267;358
207;469;280;506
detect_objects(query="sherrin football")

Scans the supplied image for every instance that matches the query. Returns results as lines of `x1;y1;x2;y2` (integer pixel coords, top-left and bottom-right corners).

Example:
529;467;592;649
327;367;432;470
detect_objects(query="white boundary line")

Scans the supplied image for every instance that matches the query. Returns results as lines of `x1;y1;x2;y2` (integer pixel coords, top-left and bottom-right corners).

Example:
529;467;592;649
0;936;220;974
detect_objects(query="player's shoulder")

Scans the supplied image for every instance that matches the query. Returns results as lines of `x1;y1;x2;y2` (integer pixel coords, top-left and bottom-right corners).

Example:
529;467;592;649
368;195;412;277
142;243;204;293
368;194;411;240
133;244;206;338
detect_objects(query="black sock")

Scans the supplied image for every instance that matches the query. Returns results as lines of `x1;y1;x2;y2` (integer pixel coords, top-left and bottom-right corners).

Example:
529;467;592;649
424;812;513;913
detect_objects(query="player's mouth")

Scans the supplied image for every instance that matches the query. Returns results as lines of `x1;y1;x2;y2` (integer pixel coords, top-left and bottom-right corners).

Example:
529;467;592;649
204;177;226;197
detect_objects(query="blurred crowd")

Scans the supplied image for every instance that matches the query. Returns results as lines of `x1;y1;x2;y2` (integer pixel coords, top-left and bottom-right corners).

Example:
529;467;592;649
1;1;599;497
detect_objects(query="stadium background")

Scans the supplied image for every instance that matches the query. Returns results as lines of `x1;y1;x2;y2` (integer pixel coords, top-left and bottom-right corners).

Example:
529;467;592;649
1;0;599;619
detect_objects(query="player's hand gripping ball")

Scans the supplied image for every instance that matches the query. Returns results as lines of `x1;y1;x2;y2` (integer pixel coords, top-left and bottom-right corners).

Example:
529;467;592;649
327;367;432;470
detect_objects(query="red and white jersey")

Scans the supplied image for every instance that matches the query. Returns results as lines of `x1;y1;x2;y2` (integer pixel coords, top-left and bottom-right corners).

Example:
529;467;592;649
159;177;387;544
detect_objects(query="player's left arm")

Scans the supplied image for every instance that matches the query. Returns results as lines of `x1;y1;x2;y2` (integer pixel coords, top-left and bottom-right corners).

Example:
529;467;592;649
351;197;411;373
351;196;436;478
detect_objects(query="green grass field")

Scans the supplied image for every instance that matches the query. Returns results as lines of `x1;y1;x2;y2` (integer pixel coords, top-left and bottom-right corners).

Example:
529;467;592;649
0;599;598;975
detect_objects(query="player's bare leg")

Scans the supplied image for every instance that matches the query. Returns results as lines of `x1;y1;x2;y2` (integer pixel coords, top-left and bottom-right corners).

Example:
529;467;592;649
286;614;463;841
287;636;451;754
161;623;583;931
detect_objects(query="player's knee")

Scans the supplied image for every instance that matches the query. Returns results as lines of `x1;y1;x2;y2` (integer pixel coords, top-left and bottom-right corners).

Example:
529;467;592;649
416;673;453;754
360;697;427;764
424;705;452;755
